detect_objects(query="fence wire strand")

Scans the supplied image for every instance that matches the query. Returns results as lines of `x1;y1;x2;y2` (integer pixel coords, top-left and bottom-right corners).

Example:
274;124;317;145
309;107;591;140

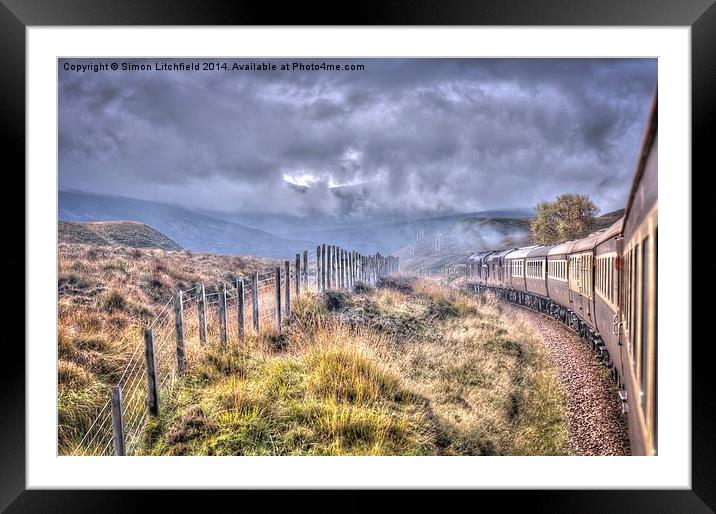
72;247;395;456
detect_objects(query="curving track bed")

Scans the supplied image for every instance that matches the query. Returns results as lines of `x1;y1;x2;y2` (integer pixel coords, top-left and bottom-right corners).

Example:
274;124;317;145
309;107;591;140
505;304;631;456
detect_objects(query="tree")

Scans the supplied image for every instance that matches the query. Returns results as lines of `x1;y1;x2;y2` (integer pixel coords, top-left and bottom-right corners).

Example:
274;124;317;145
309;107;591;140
530;194;600;244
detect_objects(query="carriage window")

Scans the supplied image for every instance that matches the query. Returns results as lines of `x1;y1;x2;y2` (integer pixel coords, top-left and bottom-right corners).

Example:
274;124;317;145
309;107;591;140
547;260;567;281
630;243;641;370
640;237;651;414
526;260;544;279
569;256;579;291
575;253;593;297
511;260;524;278
595;255;615;304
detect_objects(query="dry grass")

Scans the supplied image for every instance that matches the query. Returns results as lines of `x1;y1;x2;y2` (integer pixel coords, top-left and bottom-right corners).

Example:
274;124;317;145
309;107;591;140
137;276;569;456
59;242;569;456
57;242;278;454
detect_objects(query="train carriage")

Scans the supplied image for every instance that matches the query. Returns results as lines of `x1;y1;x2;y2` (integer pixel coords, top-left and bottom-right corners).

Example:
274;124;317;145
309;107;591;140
467;251;493;285
567;233;601;327
546;240;574;313
619;92;658;456
486;249;513;288
525;244;555;297
504;246;535;291
593;219;623;383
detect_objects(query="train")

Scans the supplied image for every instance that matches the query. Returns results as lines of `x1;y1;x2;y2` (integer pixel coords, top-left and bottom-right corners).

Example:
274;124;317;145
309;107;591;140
466;91;657;456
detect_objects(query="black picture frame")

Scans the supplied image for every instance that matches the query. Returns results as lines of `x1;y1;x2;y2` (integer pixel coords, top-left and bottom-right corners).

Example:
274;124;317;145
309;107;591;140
7;0;713;511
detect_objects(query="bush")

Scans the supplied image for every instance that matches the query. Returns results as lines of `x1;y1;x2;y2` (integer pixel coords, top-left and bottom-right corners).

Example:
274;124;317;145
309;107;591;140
58;272;92;291
426;298;460;320
352;281;373;294
324;290;351;312
377;276;414;294
101;290;127;311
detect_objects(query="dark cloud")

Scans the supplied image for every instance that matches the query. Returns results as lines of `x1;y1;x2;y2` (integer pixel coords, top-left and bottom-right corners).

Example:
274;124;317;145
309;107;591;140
59;58;657;217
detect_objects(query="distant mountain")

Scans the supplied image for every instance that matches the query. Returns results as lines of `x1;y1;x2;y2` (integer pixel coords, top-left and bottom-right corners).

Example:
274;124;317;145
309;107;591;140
59;190;535;258
234;209;531;252
59;191;316;258
592;209;625;231
59;221;183;251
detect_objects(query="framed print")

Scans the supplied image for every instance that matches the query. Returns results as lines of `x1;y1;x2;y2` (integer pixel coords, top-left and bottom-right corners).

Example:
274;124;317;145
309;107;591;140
8;0;715;511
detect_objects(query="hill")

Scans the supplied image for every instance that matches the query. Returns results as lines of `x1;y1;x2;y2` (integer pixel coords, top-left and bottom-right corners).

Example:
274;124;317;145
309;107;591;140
59;191;316;259
59;221;183;251
256;209;533;255
592;209;625;231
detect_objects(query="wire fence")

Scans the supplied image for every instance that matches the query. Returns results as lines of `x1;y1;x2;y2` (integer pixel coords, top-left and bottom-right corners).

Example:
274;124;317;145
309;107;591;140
70;246;399;456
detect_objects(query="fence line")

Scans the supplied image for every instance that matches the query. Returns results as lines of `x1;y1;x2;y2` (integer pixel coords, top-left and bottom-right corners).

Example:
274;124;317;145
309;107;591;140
71;245;399;456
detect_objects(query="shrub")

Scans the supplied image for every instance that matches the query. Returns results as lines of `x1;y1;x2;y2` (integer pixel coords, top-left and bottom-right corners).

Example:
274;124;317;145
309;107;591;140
324;291;351;312
377;276;414;294
426;298;460;320
58;272;92;291
101;290;127;311
352;281;373;294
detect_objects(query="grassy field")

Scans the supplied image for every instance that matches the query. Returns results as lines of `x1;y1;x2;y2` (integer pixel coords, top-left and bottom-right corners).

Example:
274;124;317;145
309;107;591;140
136;276;570;456
57;243;278;454
59;242;569;456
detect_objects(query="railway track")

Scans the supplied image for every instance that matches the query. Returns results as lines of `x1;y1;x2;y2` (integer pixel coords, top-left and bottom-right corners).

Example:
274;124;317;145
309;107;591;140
505;303;630;456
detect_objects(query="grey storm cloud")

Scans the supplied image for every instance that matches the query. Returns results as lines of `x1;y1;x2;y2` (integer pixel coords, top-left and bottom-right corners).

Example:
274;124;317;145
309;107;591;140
59;58;657;217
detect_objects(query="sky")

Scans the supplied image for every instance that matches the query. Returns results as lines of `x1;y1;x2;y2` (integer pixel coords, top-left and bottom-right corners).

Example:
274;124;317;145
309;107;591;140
59;58;657;219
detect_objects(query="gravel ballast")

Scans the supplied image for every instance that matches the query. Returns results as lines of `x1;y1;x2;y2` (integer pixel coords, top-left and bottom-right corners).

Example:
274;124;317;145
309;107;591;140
506;304;631;456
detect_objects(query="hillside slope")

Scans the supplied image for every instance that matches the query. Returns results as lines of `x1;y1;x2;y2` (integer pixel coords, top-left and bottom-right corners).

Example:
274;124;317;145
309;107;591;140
59;191;316;258
269;209;532;255
59;221;183;251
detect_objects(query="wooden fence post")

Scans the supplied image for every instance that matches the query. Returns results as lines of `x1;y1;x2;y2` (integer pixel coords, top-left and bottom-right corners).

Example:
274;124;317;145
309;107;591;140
285;260;291;319
321;244;326;291
173;288;185;375
144;328;159;416
327;245;333;290
350;250;353;287
316;245;322;291
218;282;227;347
342;249;346;289
341;249;346;289
331;245;335;289
274;266;282;332
334;246;338;288
295;254;301;297
196;282;207;345
303;250;308;289
236;277;245;341
252;272;260;334
335;247;339;289
110;385;125;456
